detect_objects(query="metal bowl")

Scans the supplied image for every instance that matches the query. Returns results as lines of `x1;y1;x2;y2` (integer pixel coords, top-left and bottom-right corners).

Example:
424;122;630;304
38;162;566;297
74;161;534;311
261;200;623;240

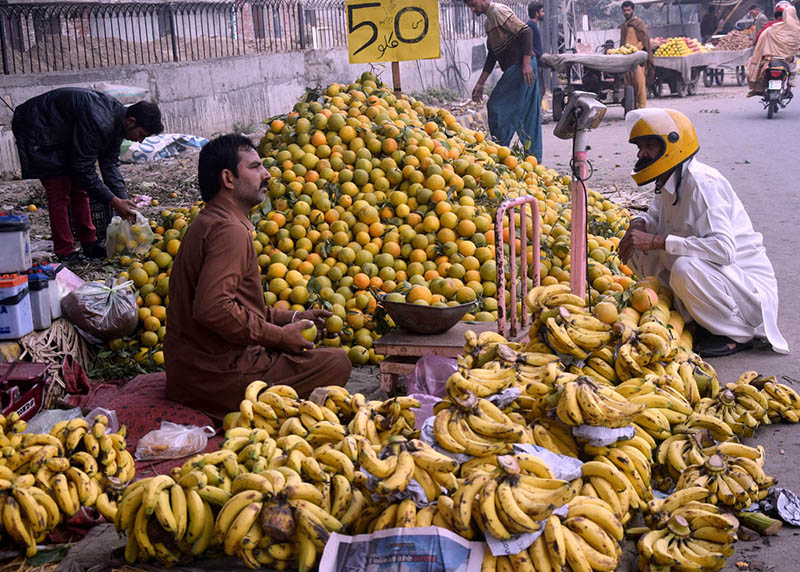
380;298;475;335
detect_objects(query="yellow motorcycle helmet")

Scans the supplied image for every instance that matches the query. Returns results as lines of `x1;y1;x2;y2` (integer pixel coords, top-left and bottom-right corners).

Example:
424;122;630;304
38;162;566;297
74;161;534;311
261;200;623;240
626;108;699;186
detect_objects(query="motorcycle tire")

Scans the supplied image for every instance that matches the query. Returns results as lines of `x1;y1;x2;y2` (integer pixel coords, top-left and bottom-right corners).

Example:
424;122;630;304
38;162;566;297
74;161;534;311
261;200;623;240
768;98;777;119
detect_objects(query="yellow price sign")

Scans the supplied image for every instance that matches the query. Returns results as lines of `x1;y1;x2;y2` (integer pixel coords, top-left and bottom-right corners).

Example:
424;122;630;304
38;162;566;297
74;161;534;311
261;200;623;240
346;0;441;64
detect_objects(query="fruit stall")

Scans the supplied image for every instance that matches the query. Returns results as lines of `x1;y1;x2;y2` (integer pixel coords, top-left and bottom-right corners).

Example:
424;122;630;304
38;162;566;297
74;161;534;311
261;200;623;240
0;70;797;572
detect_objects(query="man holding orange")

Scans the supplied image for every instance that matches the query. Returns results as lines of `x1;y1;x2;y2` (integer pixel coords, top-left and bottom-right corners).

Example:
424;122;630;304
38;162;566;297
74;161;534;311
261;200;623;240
164;134;350;421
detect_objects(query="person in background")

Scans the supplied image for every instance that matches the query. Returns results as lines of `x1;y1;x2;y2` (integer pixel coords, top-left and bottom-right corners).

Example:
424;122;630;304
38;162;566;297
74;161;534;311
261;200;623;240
754;2;788;44
619;109;787;357
620;0;654;109
746;2;800;96
11;88;163;261
165;134;351;422
467;0;542;162
749;4;769;40
526;1;546;104
701;6;719;43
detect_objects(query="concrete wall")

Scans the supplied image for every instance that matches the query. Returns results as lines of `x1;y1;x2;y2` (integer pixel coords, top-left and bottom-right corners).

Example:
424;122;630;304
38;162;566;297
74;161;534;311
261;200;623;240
0;37;495;173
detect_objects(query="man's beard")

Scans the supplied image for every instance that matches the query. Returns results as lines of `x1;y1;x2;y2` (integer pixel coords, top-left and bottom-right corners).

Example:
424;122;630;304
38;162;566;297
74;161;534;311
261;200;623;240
635;155;657;171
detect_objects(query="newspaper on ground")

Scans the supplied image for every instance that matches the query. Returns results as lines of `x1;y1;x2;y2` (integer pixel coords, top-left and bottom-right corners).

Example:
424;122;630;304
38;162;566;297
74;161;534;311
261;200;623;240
319;526;485;572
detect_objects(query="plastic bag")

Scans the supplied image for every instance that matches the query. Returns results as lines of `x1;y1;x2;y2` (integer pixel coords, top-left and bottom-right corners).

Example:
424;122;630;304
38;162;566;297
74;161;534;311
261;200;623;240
407;355;457;397
85;407;119;434
408;393;441;429
105;212;154;258
120;133;209;164
24;407;82;435
61;279;138;341
135;421;216;461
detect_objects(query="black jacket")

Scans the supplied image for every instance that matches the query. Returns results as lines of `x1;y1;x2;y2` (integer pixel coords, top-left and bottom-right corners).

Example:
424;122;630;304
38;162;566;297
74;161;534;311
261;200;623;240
12;88;128;203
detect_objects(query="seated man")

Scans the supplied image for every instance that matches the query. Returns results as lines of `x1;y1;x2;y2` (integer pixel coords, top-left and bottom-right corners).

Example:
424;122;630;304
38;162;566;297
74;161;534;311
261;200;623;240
619;109;788;358
165;134;351;421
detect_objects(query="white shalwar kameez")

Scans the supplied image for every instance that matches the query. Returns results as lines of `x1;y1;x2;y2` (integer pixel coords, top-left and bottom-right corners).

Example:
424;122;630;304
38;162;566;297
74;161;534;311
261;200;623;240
629;158;788;354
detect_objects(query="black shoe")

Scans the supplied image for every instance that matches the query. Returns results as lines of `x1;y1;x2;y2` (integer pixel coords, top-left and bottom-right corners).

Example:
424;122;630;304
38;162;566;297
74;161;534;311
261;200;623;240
83;241;107;259
696;334;753;357
57;250;86;263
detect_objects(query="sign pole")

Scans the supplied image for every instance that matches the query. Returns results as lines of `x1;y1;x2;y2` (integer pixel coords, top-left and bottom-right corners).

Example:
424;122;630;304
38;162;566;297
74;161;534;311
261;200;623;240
392;61;401;93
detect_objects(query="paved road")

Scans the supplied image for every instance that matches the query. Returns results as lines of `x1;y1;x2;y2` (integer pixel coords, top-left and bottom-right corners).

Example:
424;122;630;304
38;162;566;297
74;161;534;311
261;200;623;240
543;84;799;570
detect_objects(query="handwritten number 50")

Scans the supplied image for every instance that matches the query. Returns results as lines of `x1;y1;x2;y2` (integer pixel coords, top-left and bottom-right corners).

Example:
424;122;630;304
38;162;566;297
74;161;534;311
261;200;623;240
349;2;430;56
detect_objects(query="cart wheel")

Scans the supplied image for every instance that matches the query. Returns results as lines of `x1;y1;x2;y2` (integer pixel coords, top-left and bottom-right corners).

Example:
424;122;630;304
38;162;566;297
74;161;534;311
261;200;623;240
687;81;697;96
703;69;714;87
675;79;687;97
737;66;746;86
715;69;725;86
623;85;634;115
553;88;565;122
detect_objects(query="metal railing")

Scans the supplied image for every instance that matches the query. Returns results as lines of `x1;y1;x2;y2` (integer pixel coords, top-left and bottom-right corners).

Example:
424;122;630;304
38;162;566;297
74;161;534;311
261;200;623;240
0;0;532;75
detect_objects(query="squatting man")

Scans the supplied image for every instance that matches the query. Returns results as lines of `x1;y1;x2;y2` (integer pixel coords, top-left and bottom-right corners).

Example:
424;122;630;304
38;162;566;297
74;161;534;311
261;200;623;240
618;109;787;358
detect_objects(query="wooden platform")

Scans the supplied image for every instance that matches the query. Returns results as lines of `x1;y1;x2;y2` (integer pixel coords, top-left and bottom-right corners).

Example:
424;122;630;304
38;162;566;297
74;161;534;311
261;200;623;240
374;322;528;392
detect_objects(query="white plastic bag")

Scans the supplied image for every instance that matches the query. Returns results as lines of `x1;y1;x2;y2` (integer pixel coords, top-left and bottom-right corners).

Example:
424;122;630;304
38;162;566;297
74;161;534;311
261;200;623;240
135;422;216;461
105;212;154;258
85;407;119;434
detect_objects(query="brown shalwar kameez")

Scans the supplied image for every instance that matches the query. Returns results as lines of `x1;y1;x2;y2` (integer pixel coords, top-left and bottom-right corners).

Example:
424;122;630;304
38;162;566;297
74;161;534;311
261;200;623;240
164;193;351;421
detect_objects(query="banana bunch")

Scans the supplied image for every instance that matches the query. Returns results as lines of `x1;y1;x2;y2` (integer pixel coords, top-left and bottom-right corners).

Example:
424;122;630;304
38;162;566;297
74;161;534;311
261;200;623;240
115;474;221;566
622;382;694;441
277;399;348;447
0;476;63;557
0;412;30;449
637;511;735;572
578;460;634;525
579;346;619;385
760;377;800;423
673;412;735;443
591;443;653;509
224;382;304;433
527;495;623;572
451;455;576;540
695;384;768;438
556;377;645;428
675;451;773;510
654;429;716;486
358;436;456;499
687;356;721;398
433;394;522;456
608;43;639;54
461;330;520;369
48;416;134;484
370;396;420;439
446;367;516;401
527;418;579;457
526;283;586;315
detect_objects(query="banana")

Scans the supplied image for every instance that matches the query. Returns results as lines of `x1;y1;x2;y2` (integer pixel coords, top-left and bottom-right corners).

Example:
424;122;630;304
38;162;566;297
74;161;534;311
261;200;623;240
223;501;262;555
556;381;583;425
244;380;268;403
567;497;624;541
3;496;36;557
395;497;417;528
376;450;414;494
143;475;175;515
154;489;178;534
543;514;567;569
358;446;398;479
496;480;540;533
215;490;264;542
479;478;511;540
191;501;216;555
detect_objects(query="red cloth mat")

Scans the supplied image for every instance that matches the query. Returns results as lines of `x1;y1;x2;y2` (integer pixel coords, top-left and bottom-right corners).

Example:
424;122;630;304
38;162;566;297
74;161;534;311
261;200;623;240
68;372;223;478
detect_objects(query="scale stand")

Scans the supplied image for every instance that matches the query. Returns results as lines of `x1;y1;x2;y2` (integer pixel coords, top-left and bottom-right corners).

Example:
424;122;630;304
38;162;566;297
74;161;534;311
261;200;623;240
553;91;607;299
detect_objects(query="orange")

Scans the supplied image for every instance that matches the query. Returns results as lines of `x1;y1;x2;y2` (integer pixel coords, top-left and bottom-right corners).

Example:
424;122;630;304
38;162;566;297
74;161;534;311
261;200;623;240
406;285;433;304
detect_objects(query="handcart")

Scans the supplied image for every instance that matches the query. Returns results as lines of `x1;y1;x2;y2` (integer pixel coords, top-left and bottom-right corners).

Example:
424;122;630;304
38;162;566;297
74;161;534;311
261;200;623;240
541;51;648;120
701;48;753;87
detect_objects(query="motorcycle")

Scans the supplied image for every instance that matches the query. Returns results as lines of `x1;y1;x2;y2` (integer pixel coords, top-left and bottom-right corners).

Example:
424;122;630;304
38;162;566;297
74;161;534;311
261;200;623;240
762;58;792;119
